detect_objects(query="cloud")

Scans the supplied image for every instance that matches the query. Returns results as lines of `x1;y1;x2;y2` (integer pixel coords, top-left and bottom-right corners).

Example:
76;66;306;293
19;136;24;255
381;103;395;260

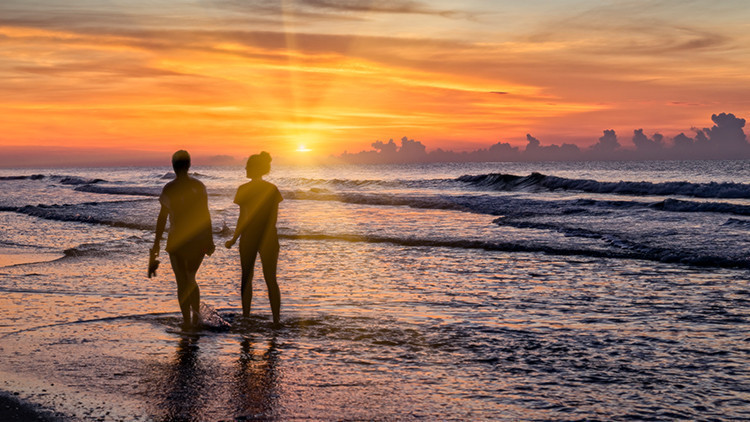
336;112;750;163
523;134;580;161
667;112;749;159
588;129;621;159
632;129;665;153
209;0;470;20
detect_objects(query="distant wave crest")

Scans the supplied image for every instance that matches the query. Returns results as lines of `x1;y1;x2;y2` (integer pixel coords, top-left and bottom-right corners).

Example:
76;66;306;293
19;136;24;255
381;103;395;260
0;174;105;185
284;232;750;269
74;185;161;197
458;172;750;199
651;198;750;216
52;175;105;185
288;190;750;217
0;174;45;181
281;177;406;190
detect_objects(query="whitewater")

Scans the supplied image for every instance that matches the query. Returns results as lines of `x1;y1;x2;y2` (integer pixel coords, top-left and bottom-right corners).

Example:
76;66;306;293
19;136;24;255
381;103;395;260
0;159;748;420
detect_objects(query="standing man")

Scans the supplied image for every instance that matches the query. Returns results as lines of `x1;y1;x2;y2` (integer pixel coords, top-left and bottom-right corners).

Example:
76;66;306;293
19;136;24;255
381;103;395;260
151;150;215;330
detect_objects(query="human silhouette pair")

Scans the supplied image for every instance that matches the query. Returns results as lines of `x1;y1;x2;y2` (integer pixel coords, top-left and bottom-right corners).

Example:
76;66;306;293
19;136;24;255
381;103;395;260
150;150;282;329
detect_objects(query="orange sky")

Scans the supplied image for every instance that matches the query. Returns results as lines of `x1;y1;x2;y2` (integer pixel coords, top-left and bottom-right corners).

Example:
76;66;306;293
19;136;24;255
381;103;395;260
2;0;750;165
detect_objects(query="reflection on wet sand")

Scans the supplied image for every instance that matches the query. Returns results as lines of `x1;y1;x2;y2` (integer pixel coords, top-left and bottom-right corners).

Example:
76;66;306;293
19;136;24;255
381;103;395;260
139;332;281;421
232;336;280;419
160;336;207;421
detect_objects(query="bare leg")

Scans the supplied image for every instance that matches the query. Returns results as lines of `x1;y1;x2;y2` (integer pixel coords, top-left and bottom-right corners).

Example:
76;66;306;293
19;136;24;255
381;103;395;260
186;253;204;326
260;241;280;326
170;252;204;329
240;243;258;318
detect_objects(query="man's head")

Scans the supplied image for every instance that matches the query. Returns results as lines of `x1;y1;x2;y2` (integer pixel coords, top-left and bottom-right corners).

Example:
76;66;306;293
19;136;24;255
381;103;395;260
172;150;191;174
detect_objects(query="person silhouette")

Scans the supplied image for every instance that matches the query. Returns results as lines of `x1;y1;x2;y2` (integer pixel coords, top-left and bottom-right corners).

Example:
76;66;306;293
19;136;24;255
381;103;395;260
225;151;282;326
151;150;215;330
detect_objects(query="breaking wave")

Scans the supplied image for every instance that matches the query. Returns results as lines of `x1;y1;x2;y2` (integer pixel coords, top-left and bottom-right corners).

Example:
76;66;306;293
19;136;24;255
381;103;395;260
288;190;750;217
283;232;750;269
53;176;105;185
458;173;750;199
0;174;45;180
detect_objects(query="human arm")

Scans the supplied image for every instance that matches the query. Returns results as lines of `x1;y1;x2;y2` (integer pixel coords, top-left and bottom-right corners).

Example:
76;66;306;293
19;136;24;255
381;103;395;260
225;206;246;249
149;204;167;278
153;204;168;255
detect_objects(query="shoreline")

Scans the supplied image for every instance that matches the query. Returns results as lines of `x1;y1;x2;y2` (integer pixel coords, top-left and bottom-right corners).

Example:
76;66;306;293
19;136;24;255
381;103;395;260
0;247;65;268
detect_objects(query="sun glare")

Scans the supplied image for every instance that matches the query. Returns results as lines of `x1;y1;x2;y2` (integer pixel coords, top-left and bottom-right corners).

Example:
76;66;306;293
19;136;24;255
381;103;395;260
296;145;312;153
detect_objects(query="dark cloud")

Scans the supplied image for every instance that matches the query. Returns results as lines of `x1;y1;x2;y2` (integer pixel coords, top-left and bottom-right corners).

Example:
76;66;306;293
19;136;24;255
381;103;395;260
632;129;665;154
336;113;750;163
523;134;580;161
666;112;749;159
588;129;620;159
338;137;520;164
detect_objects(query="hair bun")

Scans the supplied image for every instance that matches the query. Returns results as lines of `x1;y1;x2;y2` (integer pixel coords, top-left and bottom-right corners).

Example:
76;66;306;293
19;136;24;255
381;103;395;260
246;151;272;176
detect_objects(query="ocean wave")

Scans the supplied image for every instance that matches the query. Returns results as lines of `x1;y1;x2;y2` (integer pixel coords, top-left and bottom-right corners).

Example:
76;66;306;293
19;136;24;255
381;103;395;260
51;175;105;185
286;190;468;212
282;232;749;269
458;172;750;199
722;218;750;228
0;174;106;185
0;174;45;181
13;202;154;231
280;177;408;190
74;185;161;197
160;172;221;180
287;190;750;218
7;201;230;235
651;199;750;216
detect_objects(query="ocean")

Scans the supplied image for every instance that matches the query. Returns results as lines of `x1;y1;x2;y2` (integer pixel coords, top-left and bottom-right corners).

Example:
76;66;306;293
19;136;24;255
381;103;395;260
0;160;748;420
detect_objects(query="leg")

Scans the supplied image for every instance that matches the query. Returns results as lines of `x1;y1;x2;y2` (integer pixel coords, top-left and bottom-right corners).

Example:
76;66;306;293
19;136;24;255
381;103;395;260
260;239;280;325
185;252;204;326
169;253;193;328
239;241;259;318
170;251;204;328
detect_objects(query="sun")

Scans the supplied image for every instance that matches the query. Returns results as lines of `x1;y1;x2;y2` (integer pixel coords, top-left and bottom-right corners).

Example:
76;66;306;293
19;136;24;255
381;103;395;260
296;145;312;153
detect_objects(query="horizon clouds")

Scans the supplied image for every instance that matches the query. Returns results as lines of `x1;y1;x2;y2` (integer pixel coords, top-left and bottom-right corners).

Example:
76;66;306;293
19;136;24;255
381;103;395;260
337;112;750;164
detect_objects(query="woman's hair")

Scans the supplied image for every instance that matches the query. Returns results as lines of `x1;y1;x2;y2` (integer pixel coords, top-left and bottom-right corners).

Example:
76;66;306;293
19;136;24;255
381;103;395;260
246;151;272;177
172;150;191;173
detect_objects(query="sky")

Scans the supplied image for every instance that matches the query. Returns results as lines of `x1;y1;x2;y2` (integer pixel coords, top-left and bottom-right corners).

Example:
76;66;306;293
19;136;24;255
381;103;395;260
2;0;750;166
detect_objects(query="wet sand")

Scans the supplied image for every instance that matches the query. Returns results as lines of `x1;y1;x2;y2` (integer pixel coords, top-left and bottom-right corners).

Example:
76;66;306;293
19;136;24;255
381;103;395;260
1;237;749;420
0;392;60;421
0;247;64;268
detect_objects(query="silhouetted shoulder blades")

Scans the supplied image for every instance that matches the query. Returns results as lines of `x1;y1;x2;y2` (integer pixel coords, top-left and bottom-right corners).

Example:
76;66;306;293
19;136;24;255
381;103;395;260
161;176;207;209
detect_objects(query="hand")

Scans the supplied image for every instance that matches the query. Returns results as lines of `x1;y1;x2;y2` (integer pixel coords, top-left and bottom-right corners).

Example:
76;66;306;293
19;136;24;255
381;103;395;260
225;239;235;249
148;247;160;278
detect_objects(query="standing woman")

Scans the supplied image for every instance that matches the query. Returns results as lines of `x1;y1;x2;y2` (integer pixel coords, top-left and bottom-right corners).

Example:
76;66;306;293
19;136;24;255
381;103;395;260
225;152;282;325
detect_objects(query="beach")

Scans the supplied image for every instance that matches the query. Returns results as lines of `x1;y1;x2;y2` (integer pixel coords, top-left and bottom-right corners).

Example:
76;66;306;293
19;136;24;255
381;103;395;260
1;161;749;420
